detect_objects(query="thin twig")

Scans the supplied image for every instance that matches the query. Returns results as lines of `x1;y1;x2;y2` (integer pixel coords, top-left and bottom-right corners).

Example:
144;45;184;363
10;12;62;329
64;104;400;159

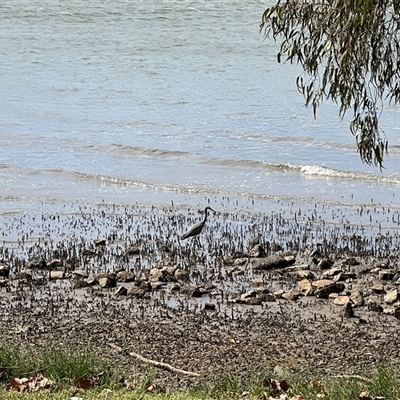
108;343;201;377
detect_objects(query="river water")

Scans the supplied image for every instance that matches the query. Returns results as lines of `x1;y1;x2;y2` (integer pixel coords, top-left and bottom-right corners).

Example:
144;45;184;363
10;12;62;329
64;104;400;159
1;0;400;235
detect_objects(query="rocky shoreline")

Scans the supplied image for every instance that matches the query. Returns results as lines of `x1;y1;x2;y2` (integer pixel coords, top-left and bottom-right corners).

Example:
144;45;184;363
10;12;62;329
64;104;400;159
0;204;399;388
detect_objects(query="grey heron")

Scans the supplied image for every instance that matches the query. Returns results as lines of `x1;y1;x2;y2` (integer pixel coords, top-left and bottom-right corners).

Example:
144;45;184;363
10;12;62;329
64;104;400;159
181;206;216;240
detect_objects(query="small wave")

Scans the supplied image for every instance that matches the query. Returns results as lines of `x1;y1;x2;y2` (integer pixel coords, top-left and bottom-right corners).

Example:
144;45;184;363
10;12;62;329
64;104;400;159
84;143;190;159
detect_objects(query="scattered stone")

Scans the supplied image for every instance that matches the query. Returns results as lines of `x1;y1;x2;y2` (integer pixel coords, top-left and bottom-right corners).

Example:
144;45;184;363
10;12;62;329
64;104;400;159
204;303;216;310
342;257;359;266
81;249;96;257
126;245;140;255
333;295;350;306
48;259;63;269
98;276;117;288
115;286;127;296
249;244;266;257
174;269;189;281
258;292;276;302
297;279;314;296
248;236;260;249
234;290;262;305
161;266;177;281
71;279;89;289
384;289;398;304
312;279;345;298
116;270;135;282
26;258;47;269
50;271;65;280
321;267;343;278
250;278;264;287
394;306;400;319
379;270;395;281
273;290;285;299
367;297;383;312
374;259;389;268
289;269;315;280
350;289;364;307
149;268;164;283
13;271;32;281
71;270;88;279
371;283;384;294
317;258;334;270
233;258;247;266
253;255;293;270
0;265;10;278
281;289;301;301
341;302;354;318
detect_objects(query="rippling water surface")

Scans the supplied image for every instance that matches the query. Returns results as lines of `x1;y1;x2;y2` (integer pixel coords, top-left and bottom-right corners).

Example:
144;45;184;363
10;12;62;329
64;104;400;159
1;0;400;226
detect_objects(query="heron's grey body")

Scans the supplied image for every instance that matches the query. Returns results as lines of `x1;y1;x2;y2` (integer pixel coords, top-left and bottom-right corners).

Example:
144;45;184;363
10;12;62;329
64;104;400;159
181;207;215;240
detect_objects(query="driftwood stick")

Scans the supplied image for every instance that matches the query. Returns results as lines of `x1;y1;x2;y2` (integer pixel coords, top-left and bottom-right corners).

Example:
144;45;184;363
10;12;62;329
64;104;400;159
109;343;200;377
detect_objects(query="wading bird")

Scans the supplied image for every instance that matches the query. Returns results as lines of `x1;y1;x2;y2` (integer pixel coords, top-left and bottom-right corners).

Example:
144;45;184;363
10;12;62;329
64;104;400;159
181;206;216;240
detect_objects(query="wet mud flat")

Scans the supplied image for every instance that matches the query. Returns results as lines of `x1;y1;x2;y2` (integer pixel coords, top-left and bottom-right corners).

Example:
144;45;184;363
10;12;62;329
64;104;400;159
1;202;400;388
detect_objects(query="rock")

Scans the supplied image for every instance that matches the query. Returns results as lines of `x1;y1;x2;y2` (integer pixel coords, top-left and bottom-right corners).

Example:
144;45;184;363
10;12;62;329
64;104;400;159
174;269;189;281
86;276;97;285
116;270;135;282
234;290;261;305
48;259;63;269
127;280;151;296
374;259;389;268
50;271;65;280
26;258;47;269
312;279;345;298
371;283;384;294
249;244;266;258
248;236;260;249
98;277;117;288
71;279;89;289
282;289;301;301
258;292;276;302
273;290;285;299
367;297;383;312
115;286;127;296
350;289;364;307
151;281;166;290
148;268;164;283
322;267;343;278
0;265;10;278
161;266;177;281
333;295;350;306
384;289;398;304
223;255;234;265
298;279;314;296
13;271;32;281
253;256;293;270
379;270;395;281
126;245;140;256
81;249;96;257
285;264;310;272
204;303;216;310
394;306;400;319
342;257;359;266
359;391;371;400
71;270;89;279
289;270;315;280
233;258;247;266
250;278;264;287
317;258;334;270
188;286;208;297
94;239;106;246
341;302;354;318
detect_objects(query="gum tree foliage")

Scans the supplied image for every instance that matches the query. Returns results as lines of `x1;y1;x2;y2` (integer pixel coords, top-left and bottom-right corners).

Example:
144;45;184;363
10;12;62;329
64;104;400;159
260;0;400;167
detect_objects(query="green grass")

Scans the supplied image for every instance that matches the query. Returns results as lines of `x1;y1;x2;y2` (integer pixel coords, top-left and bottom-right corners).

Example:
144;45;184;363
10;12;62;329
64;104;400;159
0;342;400;399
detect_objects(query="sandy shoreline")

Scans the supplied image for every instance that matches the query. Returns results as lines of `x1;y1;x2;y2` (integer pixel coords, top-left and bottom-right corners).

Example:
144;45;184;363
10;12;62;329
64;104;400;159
0;202;400;388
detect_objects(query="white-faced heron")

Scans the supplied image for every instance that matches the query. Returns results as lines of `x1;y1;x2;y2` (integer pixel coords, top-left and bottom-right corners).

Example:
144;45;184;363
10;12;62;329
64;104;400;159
181;206;216;240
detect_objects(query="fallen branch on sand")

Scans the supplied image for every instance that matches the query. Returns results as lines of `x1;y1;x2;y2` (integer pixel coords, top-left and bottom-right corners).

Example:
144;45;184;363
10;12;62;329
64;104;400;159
108;343;201;377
